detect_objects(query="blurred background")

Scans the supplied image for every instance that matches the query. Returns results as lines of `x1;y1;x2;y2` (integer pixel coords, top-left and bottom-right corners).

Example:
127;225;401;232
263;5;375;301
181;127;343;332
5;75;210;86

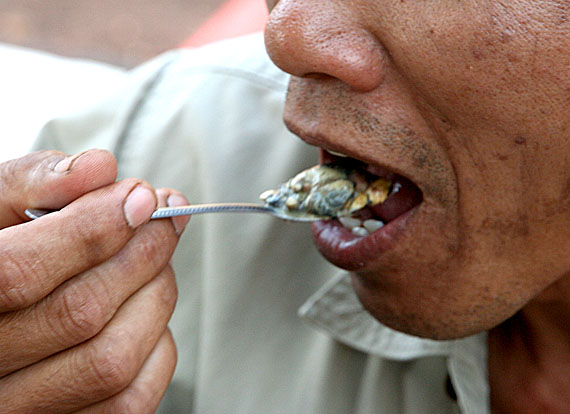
0;0;268;161
0;0;227;67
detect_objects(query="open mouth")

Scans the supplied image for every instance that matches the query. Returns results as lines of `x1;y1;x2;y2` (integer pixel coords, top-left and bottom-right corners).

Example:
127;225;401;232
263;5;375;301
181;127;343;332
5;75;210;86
312;149;423;269
322;149;422;234
259;145;424;268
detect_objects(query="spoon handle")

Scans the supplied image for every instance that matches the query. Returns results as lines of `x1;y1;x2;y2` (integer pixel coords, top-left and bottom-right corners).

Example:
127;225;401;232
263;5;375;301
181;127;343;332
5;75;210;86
149;203;274;218
25;203;275;221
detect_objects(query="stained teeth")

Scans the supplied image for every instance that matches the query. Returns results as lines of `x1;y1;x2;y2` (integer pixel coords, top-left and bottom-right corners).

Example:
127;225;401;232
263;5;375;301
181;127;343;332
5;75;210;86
366;179;391;205
339;216;362;228
351;227;369;237
363;219;384;233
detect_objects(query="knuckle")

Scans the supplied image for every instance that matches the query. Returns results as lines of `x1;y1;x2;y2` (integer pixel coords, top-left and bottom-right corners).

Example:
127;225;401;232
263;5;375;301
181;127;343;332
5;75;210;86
0;150;64;192
0;157;20;192
0;273;27;311
67;216;117;268
54;280;110;344
86;335;137;394
0;247;44;310
0;153;35;189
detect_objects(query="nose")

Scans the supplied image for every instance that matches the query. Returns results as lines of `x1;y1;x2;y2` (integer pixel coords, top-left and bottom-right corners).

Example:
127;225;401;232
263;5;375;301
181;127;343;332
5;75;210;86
264;0;386;92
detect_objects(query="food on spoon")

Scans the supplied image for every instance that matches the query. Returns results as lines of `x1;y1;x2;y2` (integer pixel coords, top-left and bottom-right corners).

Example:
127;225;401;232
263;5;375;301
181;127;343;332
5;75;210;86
259;164;392;221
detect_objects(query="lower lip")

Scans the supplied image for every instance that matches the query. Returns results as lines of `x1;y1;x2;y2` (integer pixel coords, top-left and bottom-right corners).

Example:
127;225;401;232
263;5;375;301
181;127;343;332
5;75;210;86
311;206;419;270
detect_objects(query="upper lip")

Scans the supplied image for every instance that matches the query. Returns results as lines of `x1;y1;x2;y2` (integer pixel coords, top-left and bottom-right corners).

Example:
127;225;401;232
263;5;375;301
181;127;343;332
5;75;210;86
284;119;421;190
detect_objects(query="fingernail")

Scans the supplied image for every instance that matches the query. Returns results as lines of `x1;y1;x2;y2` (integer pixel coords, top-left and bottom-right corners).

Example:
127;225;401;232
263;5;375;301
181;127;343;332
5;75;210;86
167;193;190;235
123;185;157;229
53;151;86;173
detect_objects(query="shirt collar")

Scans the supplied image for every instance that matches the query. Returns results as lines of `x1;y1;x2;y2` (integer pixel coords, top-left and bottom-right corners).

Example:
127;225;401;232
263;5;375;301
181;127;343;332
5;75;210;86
298;271;490;414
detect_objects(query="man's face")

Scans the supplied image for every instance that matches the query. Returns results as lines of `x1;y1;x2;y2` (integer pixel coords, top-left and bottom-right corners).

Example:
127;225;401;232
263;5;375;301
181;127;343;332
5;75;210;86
264;0;570;339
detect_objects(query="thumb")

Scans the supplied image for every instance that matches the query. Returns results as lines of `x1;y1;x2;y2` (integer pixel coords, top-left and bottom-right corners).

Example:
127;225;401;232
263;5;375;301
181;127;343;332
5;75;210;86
0;149;117;229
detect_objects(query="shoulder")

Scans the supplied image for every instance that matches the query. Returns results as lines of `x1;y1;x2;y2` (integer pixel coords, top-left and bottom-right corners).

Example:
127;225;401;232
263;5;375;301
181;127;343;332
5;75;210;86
122;32;291;143
136;33;290;133
144;32;290;110
34;33;290;159
110;34;299;186
161;33;290;92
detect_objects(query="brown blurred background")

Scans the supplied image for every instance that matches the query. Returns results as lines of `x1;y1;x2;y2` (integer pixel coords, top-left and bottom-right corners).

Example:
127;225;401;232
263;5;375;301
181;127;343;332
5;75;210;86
0;0;225;68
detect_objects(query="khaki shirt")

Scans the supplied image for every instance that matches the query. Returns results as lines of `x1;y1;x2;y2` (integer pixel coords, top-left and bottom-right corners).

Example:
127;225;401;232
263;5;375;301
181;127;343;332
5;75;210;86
33;33;489;414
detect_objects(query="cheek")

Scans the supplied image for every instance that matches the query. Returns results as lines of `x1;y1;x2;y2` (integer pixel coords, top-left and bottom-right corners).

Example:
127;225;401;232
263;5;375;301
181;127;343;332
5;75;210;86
369;2;570;256
368;2;570;134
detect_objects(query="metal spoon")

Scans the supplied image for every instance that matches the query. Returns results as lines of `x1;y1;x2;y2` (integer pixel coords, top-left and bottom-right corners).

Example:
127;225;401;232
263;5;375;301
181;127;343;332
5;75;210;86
24;202;329;223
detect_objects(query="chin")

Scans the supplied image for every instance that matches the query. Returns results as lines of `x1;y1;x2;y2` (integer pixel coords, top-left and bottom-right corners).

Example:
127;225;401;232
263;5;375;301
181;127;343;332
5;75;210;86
300;150;483;339
347;259;535;340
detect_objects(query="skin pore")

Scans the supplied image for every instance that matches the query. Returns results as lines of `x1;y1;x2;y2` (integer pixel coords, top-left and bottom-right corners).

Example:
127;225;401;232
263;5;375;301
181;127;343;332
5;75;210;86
264;0;569;412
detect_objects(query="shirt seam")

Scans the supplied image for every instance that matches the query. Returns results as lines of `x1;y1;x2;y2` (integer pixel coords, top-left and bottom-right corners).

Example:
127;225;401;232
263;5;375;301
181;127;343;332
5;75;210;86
169;63;289;92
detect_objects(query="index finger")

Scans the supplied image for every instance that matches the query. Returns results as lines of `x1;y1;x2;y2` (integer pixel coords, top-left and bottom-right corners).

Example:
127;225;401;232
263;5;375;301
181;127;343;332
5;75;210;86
0;179;157;312
0;150;117;229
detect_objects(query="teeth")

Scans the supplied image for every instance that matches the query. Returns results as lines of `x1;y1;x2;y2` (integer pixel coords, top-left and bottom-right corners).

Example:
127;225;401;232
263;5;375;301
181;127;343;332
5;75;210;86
327;149;348;158
363;219;384;233
351;227;369;237
391;182;402;194
339;216;362;228
366;178;391;206
340;216;384;236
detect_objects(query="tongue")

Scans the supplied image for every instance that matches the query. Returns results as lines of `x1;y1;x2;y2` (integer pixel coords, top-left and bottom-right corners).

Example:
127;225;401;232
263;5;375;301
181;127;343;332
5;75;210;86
356;175;422;223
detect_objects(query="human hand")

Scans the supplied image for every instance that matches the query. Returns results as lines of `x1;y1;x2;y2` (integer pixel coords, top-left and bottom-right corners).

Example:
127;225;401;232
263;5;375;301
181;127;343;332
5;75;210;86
0;150;189;413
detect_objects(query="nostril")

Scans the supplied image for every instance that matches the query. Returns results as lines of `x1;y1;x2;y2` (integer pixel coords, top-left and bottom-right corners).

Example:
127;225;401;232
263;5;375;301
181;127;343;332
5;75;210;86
303;72;335;81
